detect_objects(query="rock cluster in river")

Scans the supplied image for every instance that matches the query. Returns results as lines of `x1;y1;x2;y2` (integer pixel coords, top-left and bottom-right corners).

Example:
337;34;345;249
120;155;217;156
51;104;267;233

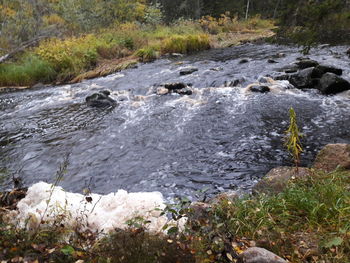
85;90;117;107
275;58;350;94
156;82;193;96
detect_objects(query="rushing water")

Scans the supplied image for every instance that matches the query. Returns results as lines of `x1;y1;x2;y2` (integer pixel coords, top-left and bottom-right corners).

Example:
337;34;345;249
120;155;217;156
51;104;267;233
0;44;349;199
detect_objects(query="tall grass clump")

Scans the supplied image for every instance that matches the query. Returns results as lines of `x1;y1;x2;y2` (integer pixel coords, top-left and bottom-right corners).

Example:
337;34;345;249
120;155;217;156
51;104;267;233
134;46;159;62
0;54;57;86
161;34;210;54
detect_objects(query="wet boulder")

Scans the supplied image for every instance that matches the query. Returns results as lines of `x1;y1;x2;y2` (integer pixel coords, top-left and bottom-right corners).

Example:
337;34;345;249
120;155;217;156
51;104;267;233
164;82;187;90
85;90;117;107
238;247;287;263
276;64;299;74
288;67;318;89
253;166;312;195
179;67;198;75
158;82;193;96
317;73;350;94
346;48;350;57
249;85;270;93
314;65;342;76
313;144;350;172
295;59;319;69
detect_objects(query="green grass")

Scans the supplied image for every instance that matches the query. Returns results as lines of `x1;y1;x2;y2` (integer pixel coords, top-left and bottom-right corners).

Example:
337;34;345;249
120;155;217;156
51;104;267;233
0;54;57;86
188;169;350;262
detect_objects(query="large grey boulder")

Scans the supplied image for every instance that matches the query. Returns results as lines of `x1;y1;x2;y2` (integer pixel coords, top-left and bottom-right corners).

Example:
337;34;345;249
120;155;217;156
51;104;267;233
253;167;312;195
238;247;287;263
313;144;350;172
317;73;350;94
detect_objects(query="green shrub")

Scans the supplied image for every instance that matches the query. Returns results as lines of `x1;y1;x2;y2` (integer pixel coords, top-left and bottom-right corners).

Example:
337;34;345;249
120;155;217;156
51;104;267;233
135;46;159;62
0;54;57;86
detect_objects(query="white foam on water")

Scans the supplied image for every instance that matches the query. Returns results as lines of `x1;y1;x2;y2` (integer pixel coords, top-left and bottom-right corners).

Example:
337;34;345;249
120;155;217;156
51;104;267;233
16;182;170;233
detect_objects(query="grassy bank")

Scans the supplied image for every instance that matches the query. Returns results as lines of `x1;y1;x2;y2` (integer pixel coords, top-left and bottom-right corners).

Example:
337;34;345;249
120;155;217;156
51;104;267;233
0;16;275;88
1;168;349;262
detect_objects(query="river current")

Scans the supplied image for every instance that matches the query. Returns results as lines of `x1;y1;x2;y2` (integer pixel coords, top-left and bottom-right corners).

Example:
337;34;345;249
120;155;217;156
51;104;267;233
1;44;349;199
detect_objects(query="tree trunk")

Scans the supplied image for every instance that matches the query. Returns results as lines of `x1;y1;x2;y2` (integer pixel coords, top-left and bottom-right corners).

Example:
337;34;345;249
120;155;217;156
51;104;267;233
245;0;250;20
273;0;282;19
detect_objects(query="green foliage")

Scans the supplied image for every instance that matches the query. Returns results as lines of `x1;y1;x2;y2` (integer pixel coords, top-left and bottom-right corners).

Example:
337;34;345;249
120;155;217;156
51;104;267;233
284;108;303;168
0;54;56;86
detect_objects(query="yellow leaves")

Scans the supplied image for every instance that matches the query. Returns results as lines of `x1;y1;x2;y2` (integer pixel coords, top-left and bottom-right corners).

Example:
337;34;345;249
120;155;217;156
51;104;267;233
43;14;66;26
0;6;16;18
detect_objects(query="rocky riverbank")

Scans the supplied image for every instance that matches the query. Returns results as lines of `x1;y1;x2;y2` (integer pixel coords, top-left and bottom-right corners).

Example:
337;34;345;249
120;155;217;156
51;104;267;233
1;143;349;262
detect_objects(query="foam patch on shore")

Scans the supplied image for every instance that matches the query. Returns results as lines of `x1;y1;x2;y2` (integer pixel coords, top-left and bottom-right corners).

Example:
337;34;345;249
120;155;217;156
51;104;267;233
16;182;169;233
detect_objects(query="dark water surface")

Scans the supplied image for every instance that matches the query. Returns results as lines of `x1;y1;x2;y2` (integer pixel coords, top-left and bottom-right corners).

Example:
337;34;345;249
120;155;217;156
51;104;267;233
1;44;349;198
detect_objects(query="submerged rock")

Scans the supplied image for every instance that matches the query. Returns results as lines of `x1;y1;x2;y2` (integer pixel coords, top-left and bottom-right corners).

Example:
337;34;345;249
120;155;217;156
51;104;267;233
179;67;198;75
253;166;312;195
86;90;117;107
238;247;287;263
313;144;350;172
317;73;350;94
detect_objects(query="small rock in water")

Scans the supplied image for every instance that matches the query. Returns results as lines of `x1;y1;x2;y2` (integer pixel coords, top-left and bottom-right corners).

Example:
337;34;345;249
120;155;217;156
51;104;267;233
85;90;117;107
179;67;198;75
238;247;287;263
272;52;286;58
239;58;249;64
157;82;193;96
267;59;278;63
164;82;187;90
346;48;350;57
249;85;270;93
171;53;183;58
176;87;193;95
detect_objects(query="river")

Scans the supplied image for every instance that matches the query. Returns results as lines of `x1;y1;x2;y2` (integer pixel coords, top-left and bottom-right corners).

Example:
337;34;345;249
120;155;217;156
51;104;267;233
0;44;349;199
